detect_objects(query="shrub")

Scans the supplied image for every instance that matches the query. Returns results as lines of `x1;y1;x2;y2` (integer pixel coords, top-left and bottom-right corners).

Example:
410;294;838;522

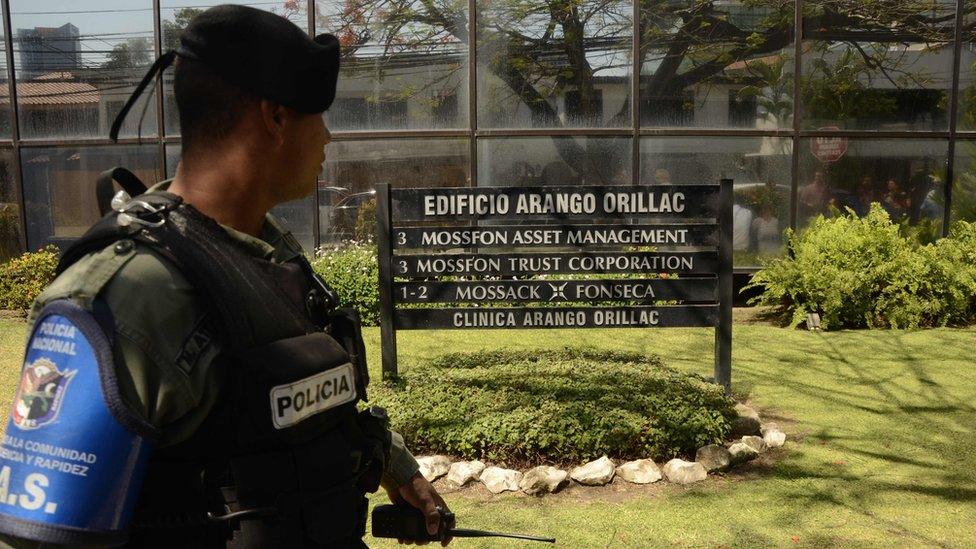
0;246;59;310
310;242;379;325
747;205;976;329
370;348;736;464
354;198;377;243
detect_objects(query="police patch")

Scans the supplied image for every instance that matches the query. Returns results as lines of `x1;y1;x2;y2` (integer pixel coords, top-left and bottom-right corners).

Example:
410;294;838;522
12;357;75;430
0;301;155;545
270;363;357;429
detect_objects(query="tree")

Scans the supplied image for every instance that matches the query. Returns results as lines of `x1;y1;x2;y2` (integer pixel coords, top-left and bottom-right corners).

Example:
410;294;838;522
102;37;152;71
162;8;205;52
322;0;972;179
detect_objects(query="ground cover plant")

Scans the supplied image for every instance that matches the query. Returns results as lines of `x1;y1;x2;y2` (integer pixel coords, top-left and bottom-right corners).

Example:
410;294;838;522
372;348;735;464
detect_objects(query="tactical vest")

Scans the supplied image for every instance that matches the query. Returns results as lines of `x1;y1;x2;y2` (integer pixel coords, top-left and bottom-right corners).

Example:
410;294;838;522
51;190;386;548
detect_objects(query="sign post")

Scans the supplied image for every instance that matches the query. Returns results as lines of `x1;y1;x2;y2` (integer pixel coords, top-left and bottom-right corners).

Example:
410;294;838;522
811;126;849;164
375;181;734;390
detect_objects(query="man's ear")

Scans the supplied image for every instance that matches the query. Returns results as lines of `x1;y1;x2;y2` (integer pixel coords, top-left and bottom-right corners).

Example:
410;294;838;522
259;99;287;147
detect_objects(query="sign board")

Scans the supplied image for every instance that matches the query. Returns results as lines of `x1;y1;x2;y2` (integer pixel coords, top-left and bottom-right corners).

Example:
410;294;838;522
375;182;734;390
394;278;716;304
392;223;718;249
393;185;720;221
394;251;717;277
811;126;849;163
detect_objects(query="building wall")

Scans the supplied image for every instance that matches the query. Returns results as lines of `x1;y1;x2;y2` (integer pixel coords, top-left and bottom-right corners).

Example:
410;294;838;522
0;0;973;270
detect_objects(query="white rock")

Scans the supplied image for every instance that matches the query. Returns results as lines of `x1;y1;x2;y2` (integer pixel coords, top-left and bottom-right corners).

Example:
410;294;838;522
417;455;451;482
614;459;662;484
729;442;759;465
662;459;707;485
480;467;522;494
695;444;731;472
519;466;569;495
730;403;762;437
740;435;767;453
763;429;787;448
734;403;760;419
570;456;615;486
446;460;486;486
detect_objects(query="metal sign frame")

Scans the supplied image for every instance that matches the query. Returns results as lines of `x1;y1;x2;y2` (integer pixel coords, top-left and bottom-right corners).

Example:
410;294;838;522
376;180;734;390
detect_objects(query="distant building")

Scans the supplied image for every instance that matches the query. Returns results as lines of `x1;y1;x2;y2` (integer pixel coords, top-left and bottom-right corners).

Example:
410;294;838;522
17;24;81;80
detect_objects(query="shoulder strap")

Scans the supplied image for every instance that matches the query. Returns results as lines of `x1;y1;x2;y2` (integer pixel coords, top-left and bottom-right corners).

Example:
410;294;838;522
58;192;182;276
96;167;149;216
140;202;314;348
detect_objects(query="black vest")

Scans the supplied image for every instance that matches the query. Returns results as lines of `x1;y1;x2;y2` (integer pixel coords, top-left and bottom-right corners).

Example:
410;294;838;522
58;192;386;548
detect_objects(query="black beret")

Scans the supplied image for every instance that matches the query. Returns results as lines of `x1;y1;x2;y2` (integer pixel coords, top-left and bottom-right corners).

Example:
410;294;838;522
110;4;340;140
178;5;340;114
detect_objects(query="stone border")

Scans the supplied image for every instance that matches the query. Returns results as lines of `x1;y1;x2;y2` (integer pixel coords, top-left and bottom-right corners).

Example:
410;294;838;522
414;402;786;496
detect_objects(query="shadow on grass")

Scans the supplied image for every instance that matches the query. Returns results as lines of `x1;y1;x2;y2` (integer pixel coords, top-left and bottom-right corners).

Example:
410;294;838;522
719;329;976;547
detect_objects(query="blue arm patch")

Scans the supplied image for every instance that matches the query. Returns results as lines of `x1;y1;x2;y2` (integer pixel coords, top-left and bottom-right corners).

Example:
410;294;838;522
0;300;157;545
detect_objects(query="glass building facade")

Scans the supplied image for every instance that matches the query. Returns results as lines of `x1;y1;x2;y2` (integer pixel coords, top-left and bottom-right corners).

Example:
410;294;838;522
0;0;974;270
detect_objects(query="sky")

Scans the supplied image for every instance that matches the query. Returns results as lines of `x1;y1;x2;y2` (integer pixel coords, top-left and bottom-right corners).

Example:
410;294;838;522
4;1;304;67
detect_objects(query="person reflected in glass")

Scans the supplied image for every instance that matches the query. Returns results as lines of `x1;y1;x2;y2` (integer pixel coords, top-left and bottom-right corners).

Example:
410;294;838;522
852;175;878;216
654;168;672;184
732;197;754;251
883;178;911;219
799;169;831;216
752;204;780;254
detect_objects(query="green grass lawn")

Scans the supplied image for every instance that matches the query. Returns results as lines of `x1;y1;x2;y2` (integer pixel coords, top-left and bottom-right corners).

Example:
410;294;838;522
1;317;974;547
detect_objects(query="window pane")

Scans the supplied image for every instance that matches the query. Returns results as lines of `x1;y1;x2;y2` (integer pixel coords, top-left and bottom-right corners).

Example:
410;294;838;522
9;1;157;139
801;2;954;131
951;140;976;223
957;5;976;131
0;149;23;259
317;0;468;130
798;138;946;237
641;137;792;267
161;1;309;136
640;0;795;129
479;136;631;185
478;0;632;129
0;1;13;139
321;138;470;241
22;145;160;249
165;143;316;251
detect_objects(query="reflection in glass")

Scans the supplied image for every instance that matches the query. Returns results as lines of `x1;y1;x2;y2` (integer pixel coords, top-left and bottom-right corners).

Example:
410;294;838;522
0;149;22;259
22;145;159;249
479;136;630;186
951;141;976;223
640;0;795;129
798;139;946;239
801;1;954;131
321;138;469;241
9;1;157;139
641;137;792;267
477;0;632;128
317;0;468;130
161;1;308;135
956;4;976;130
165;144;316;251
0;1;11;139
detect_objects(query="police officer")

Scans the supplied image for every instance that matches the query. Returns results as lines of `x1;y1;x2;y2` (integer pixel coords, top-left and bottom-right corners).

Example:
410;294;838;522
0;5;450;548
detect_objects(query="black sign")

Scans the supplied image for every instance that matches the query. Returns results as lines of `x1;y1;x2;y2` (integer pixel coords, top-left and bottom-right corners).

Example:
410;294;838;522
392;185;719;221
393;251;716;277
374;180;734;388
395;305;718;330
395;278;716;304
392;223;718;249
